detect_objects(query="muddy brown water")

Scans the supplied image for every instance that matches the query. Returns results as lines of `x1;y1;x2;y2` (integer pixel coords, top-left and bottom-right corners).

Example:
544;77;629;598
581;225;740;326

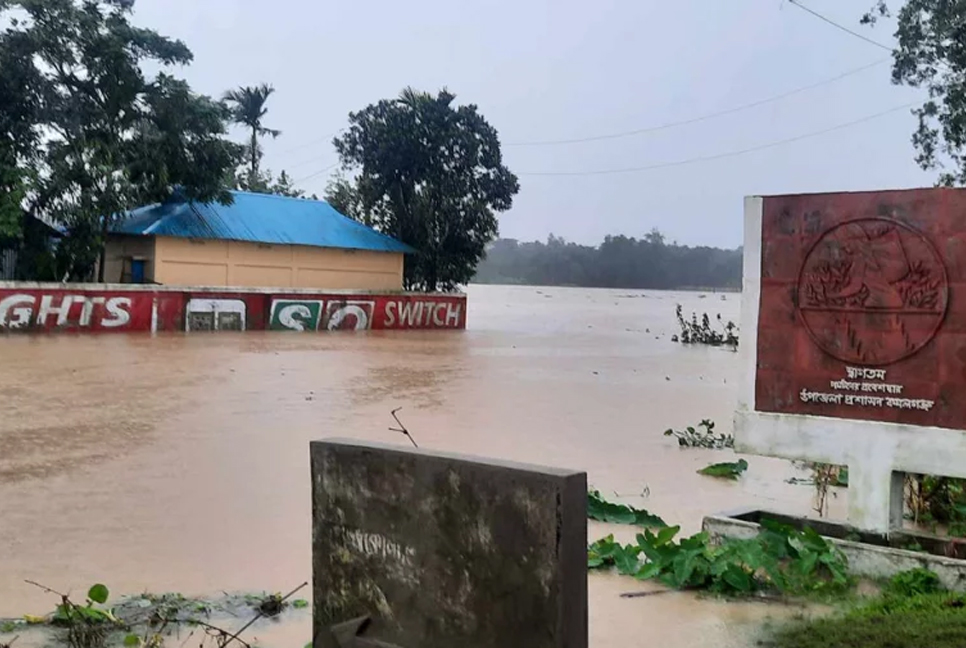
0;285;843;647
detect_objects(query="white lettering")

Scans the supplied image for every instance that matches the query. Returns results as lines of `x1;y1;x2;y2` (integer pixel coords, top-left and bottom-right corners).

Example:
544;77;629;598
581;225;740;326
327;305;370;331
78;297;106;326
343;529;415;568
102;297;132;328
805;384;933;412
445;303;461;327
397;301;422;327
0;294;36;328
385;301;397;327
846;366;887;381
278;304;313;331
37;295;73;327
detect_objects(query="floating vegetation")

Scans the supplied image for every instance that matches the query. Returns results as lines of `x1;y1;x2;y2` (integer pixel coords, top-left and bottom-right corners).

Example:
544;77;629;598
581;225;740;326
664;419;733;449
587;489;666;528
698;458;748;480
588;518;850;596
671;304;738;348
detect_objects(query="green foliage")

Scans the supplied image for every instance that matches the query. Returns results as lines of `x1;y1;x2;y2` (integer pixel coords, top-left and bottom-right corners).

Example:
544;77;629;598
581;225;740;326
0;165;25;240
331;87;520;292
224;83;287;191
698;458;748;480
236;168;305;198
123;635;139;647
885;567;944;598
0;0;241;281
87;585;109;605
768;590;966;648
291;599;309;609
587;489;667;528
588;519;851;597
324;171;362;219
473;232;742;290
861;1;966;185
672;304;739;347
587;533;647;573
0;621;17;633
905;474;966;533
664;419;733;449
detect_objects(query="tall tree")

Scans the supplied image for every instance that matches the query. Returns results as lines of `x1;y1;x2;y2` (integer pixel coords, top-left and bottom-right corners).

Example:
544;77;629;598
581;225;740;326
330;88;520;292
863;1;966;184
0;18;41;242
223;84;281;185
0;0;242;281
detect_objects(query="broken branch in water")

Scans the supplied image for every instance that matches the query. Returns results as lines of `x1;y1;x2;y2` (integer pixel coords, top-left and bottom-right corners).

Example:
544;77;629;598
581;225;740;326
216;581;308;648
389;408;419;448
23;580;67;598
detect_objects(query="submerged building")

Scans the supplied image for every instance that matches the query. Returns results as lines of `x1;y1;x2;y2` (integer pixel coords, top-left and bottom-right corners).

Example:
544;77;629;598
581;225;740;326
104;191;413;291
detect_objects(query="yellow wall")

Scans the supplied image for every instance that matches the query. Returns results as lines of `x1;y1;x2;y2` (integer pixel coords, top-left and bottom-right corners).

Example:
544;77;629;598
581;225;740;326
146;236;404;290
103;236;156;283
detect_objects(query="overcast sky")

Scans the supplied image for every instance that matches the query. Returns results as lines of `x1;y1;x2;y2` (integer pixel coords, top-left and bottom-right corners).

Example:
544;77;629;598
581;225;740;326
132;0;930;249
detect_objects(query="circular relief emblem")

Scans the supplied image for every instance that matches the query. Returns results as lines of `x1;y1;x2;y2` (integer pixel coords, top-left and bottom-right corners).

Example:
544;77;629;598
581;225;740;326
796;218;948;366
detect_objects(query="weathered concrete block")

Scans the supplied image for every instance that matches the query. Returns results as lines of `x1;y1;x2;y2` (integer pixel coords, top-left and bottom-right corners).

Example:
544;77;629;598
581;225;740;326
311;438;587;648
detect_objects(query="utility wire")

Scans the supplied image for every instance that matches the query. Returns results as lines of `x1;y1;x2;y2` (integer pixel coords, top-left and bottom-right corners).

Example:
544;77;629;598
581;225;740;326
519;101;917;177
505;58;888;146
787;0;895;52
293;162;339;185
274;128;345;158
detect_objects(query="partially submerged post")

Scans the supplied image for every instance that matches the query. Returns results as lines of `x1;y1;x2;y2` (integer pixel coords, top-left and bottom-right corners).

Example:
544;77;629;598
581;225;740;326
310;438;587;648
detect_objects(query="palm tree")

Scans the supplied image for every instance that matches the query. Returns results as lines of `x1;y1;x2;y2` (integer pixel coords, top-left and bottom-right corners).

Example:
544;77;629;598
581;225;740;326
223;84;281;183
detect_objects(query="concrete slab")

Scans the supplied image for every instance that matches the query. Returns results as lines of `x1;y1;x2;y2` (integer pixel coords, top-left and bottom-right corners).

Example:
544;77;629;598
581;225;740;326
310;438;588;648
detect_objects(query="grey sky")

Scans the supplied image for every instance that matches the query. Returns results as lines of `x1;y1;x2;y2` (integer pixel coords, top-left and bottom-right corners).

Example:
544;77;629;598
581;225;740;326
134;0;929;249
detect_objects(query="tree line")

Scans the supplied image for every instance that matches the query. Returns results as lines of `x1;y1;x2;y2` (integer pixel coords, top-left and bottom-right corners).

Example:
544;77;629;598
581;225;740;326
472;231;742;290
0;0;518;292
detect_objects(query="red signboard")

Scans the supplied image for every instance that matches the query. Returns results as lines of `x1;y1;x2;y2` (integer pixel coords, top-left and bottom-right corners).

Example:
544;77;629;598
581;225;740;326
754;188;966;430
0;286;467;334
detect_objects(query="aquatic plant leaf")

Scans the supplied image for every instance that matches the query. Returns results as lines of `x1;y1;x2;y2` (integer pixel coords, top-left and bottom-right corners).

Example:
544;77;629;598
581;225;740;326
88;583;109;604
697;458;748;480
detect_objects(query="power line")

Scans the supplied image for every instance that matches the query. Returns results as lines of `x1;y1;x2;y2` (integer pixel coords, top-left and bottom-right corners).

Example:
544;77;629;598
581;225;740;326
273;128;345;159
283;150;339;172
504;58;889;147
293;163;339;185
788;0;894;52
519;101;917;177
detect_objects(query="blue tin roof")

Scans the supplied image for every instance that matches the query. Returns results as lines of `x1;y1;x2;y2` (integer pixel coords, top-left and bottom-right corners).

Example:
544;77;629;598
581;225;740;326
112;191;415;254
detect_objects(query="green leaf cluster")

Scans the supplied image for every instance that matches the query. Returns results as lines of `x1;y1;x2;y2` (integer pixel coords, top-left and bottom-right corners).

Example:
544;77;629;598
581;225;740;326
587;490;666;528
329;88;520;292
664;418;734;449
588;519;851;596
0;0;242;280
51;584;119;627
672;304;739;347
697;458;748;480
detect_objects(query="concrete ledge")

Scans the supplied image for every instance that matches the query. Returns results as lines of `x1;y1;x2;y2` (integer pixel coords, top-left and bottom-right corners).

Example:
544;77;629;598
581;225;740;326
703;508;966;591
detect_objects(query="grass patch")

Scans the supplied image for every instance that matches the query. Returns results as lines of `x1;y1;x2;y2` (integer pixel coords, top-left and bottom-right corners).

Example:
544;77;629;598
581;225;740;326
768;569;963;648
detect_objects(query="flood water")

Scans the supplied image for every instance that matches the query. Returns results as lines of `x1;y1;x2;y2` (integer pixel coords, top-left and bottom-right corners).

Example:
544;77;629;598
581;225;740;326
0;284;844;647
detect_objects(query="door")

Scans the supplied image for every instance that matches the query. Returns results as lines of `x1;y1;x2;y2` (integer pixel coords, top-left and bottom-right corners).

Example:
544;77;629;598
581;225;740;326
131;258;146;284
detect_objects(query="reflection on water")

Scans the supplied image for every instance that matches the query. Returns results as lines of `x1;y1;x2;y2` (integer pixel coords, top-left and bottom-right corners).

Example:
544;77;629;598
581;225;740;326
0;285;842;647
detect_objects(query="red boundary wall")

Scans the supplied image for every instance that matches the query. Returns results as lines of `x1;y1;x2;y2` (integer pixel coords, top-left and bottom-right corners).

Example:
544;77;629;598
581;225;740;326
0;283;467;333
